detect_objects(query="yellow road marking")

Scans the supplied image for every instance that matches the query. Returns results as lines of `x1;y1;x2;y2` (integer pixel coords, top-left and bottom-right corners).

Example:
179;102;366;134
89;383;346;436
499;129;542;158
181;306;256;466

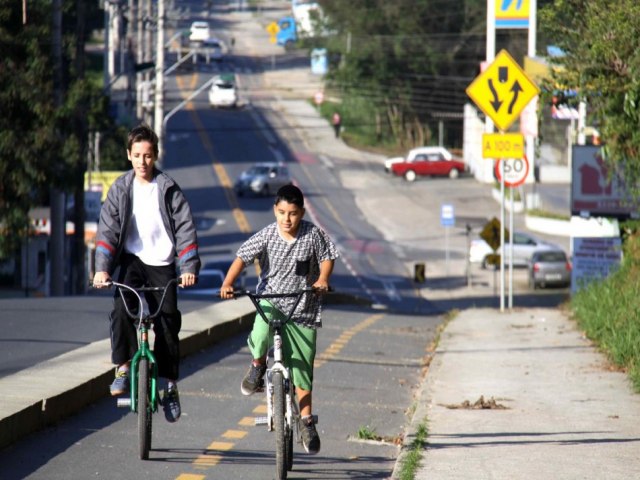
223;429;248;440
193;454;222;467
176;474;206;480
208;441;234;451
239;416;256;426
253;404;268;414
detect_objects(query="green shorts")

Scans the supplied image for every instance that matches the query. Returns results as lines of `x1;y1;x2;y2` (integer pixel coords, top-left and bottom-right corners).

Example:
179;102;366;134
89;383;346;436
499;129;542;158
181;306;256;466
247;300;317;392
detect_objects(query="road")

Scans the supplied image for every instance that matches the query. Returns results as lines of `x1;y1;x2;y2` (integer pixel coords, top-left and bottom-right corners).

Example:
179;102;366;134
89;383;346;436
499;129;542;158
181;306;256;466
0;1;571;478
0;305;438;479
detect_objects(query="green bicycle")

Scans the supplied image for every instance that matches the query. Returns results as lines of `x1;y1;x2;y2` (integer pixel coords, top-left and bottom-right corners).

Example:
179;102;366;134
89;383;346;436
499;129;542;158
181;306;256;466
97;278;179;460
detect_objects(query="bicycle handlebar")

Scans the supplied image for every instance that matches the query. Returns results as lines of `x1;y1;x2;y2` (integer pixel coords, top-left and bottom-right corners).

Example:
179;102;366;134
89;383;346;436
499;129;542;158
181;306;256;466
223;287;333;327
92;278;182;323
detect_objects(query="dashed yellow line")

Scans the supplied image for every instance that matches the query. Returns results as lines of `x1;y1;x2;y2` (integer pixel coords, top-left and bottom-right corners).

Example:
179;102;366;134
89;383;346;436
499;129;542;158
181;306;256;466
223;429;248;440
315;313;384;367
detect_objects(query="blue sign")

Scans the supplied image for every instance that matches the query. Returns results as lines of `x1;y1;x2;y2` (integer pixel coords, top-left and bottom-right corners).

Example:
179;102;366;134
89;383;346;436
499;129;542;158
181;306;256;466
441;204;455;227
310;48;327;75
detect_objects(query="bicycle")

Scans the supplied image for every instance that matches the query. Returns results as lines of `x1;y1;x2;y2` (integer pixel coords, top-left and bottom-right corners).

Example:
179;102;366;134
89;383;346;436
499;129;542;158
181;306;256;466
230;287;323;480
93;278;180;460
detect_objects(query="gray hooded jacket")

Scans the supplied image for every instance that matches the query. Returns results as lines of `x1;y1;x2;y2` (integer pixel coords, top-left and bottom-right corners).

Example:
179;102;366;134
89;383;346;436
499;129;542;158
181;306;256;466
95;169;200;275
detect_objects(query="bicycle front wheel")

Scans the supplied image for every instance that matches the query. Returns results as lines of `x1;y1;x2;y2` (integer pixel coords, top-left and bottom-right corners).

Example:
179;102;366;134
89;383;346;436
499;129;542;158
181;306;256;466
273;371;287;479
137;358;152;460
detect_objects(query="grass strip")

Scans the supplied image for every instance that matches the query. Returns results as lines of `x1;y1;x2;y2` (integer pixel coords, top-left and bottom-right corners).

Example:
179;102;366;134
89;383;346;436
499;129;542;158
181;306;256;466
396;421;428;480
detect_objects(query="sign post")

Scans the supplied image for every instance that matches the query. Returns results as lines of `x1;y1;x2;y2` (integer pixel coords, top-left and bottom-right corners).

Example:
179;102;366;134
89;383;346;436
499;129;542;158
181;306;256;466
466;49;539;311
441;204;455;276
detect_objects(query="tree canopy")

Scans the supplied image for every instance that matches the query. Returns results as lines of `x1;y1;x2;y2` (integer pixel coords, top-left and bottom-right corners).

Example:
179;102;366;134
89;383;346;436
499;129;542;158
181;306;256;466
0;1;123;260
540;0;640;192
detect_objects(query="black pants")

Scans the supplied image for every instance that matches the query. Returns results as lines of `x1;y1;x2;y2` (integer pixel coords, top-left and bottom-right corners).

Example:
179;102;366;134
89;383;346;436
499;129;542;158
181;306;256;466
110;254;182;380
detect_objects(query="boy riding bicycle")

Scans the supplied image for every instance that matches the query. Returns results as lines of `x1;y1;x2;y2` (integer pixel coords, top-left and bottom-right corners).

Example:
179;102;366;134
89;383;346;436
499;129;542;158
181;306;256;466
93;124;200;423
220;184;338;454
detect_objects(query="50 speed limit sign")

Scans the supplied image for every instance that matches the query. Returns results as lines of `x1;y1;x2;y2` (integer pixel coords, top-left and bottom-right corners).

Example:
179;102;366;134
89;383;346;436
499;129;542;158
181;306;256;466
494;155;529;187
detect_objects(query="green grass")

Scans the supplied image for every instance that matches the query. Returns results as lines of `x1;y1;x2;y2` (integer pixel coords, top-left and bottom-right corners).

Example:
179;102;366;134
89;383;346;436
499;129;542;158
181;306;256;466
397;421;428;480
526;208;571;221
356;425;379;441
570;231;640;391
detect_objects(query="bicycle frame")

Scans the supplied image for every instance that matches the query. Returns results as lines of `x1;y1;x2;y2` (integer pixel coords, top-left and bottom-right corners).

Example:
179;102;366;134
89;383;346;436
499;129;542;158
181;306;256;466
248;292;306;425
103;280;178;413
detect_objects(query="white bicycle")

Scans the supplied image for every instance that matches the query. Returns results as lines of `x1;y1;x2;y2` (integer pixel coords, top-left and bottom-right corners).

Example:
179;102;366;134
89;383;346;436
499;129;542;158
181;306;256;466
232;288;321;480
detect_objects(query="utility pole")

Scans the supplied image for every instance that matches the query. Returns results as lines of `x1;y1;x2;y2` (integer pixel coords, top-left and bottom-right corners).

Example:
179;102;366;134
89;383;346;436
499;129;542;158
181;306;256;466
50;0;65;296
154;0;165;161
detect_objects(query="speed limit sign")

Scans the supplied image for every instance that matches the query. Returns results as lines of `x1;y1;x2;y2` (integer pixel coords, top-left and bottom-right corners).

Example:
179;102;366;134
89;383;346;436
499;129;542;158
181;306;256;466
494;155;529;187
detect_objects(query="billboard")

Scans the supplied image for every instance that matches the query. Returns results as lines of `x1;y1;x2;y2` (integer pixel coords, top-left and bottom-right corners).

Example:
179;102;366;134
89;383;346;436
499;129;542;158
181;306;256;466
570;145;639;218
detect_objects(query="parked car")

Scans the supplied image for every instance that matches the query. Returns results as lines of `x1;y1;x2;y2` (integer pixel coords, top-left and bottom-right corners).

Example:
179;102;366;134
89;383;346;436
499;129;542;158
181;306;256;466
469;231;562;269
201;38;224;62
384;146;457;173
189;21;210;43
208;74;237;108
390;148;467;181
180;260;246;297
234;162;292;196
528;250;571;289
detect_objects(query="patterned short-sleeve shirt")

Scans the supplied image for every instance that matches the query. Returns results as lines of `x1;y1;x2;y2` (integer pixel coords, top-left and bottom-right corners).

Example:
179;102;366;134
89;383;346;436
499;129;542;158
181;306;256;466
236;220;339;328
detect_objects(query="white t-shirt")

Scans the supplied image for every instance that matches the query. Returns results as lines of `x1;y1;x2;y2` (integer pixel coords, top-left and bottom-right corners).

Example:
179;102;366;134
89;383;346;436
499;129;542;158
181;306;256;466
124;179;175;266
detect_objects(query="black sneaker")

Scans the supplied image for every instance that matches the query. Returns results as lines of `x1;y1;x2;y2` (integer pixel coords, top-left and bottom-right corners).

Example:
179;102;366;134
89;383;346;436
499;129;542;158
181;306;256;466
240;362;266;396
299;416;321;454
163;385;181;423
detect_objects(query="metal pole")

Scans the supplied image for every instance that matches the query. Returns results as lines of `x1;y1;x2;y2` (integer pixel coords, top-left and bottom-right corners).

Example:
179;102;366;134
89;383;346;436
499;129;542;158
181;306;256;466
500;173;505;312
154;0;165;162
509;190;514;309
50;0;65;296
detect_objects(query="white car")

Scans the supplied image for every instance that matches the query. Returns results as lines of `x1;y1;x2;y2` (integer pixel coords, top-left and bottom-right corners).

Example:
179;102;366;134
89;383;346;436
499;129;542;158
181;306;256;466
384;146;455;173
189;21;210;43
469;231;561;269
208;74;238;108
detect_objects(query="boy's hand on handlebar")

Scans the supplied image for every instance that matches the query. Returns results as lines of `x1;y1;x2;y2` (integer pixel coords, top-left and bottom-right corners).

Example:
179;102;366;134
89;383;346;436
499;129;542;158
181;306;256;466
220;284;235;299
312;279;330;294
180;273;197;287
93;271;111;288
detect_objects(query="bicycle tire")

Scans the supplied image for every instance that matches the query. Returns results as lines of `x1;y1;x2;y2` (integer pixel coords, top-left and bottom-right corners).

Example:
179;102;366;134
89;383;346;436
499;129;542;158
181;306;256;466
273;371;287;479
286;425;293;471
137;358;152;460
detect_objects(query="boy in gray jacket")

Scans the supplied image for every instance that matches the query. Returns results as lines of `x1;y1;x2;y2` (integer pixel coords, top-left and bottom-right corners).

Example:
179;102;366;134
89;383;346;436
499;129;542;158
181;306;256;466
93;124;200;423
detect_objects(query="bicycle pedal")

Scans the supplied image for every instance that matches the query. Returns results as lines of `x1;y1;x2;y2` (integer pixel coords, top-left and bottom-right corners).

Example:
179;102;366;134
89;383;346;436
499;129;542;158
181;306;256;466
255;416;268;426
116;398;132;408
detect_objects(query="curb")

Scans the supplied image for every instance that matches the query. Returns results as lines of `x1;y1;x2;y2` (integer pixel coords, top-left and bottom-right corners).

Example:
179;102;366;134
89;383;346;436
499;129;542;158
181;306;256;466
0;294;368;450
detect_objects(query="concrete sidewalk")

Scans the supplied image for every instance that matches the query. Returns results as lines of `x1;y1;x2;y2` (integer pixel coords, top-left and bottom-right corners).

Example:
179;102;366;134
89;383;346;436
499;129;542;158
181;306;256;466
395;307;640;480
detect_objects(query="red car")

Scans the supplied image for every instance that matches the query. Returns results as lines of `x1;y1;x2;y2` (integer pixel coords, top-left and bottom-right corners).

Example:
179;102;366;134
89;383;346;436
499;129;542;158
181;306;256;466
391;151;467;182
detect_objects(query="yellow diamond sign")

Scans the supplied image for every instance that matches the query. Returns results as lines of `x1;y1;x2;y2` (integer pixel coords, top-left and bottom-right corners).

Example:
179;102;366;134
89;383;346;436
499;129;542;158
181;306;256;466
466;49;540;132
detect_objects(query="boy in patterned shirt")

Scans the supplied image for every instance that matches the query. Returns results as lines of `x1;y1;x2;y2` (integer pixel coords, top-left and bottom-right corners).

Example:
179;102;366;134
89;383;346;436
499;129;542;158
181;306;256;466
220;184;338;454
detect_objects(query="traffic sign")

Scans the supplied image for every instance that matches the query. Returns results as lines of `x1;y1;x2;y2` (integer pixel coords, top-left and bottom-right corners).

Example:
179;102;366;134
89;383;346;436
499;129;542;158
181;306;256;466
494;155;529;187
266;21;279;43
466;50;540;132
441;204;455;227
482;133;524;159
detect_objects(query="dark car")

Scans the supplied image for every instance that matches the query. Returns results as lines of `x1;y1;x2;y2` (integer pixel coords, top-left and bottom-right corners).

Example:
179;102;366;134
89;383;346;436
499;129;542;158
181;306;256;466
528;250;571;289
234;162;292;196
390;151;467;182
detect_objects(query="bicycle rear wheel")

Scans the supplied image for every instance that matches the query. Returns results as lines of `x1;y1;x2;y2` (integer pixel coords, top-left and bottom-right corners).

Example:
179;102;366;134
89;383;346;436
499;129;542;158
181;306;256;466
137;358;152;460
273;371;287;479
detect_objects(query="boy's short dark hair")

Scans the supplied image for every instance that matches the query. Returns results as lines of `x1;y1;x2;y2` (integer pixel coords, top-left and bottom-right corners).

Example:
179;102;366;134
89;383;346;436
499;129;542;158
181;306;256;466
128;124;159;158
275;184;304;208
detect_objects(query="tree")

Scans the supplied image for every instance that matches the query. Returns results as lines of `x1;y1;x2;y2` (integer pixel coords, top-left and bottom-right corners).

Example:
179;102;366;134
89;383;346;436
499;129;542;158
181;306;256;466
0;1;124;276
540;0;640;194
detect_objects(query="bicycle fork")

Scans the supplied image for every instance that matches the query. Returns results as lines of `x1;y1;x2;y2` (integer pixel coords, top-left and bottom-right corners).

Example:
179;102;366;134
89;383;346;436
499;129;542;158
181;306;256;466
255;331;296;431
116;324;160;412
